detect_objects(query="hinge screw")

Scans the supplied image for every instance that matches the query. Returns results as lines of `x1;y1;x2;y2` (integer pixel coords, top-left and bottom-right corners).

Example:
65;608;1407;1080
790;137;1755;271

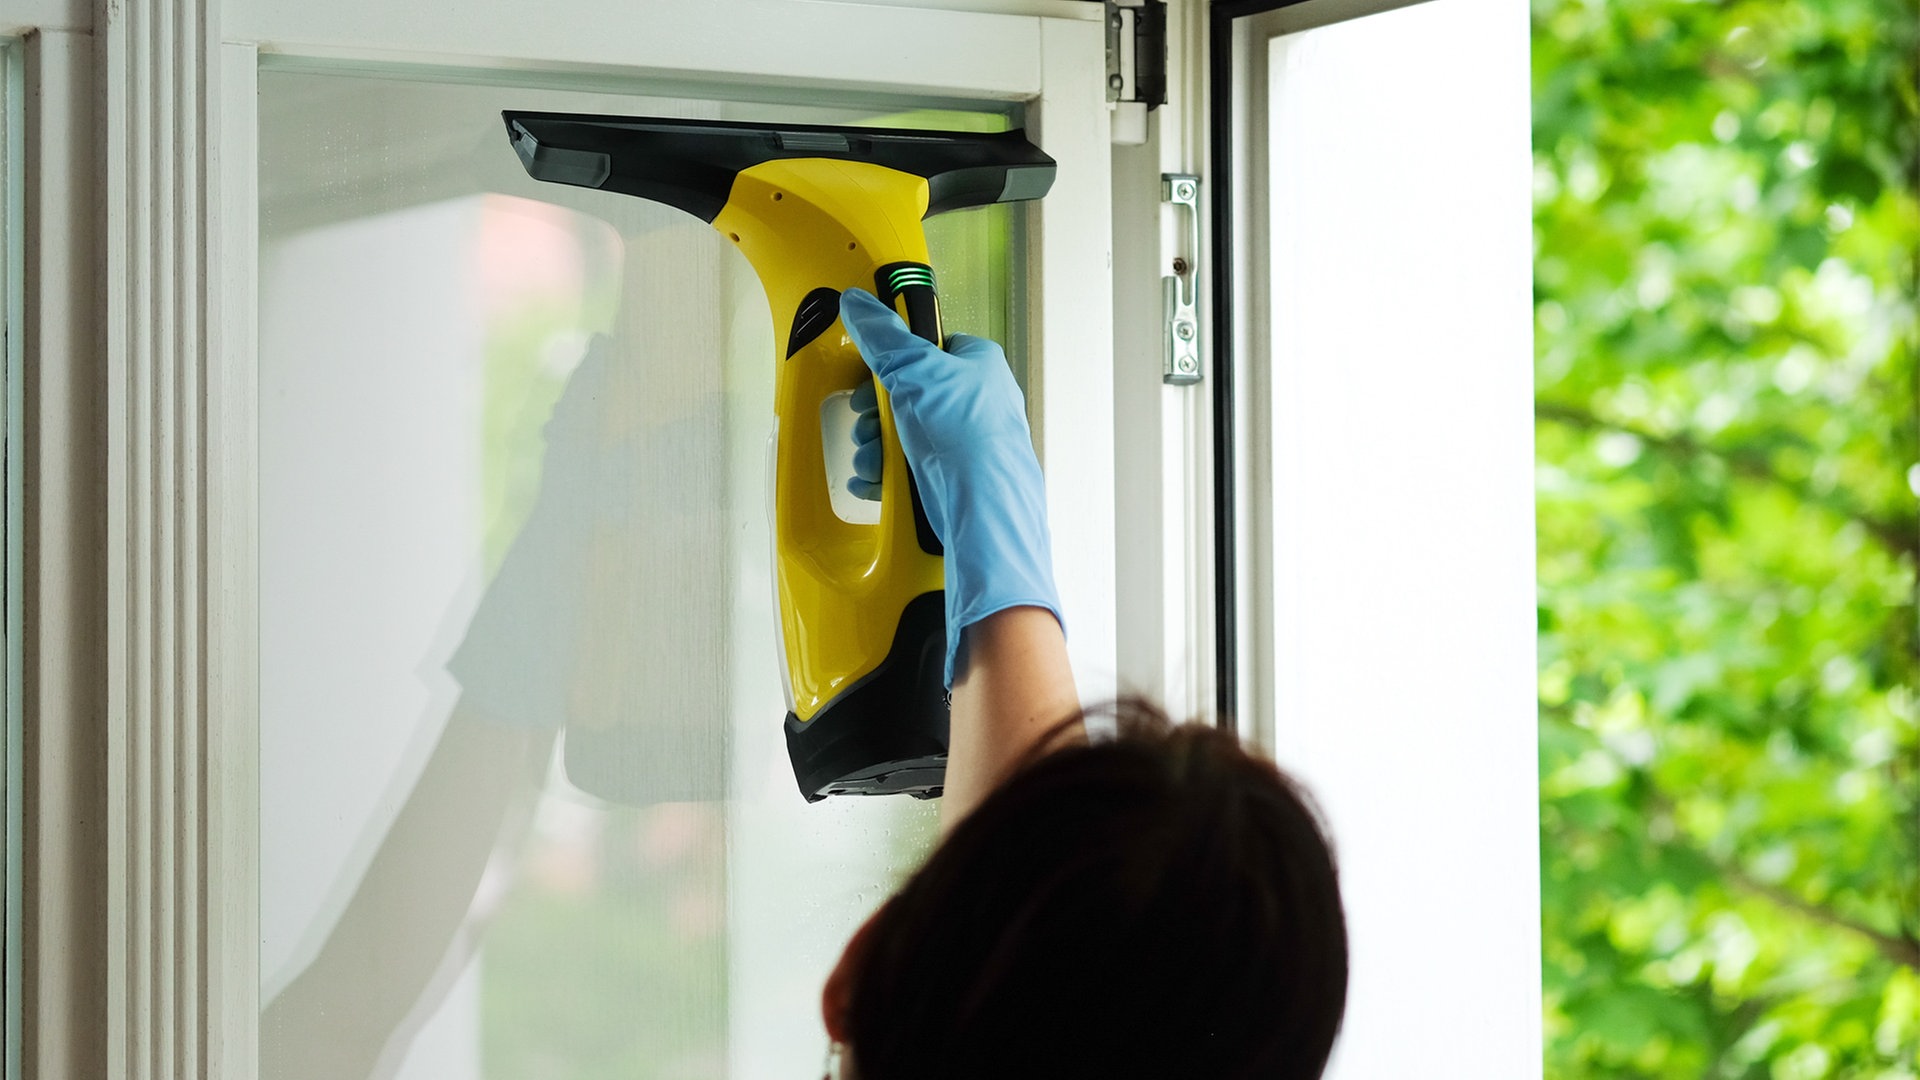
1175;181;1196;201
1172;257;1190;276
1175;321;1195;341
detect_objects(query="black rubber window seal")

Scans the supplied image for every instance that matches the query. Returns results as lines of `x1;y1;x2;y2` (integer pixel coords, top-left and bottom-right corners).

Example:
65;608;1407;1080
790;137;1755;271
1206;0;1318;728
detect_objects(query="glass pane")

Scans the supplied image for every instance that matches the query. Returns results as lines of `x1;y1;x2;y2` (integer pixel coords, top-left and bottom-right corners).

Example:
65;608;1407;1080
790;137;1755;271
1262;5;1538;1080
256;69;1016;1080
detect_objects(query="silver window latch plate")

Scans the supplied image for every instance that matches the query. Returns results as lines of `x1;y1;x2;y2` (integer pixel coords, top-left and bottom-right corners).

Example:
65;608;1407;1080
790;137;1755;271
1163;173;1201;385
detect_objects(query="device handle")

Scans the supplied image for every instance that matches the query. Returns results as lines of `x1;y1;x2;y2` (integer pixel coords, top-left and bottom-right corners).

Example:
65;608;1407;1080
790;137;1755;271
873;263;947;558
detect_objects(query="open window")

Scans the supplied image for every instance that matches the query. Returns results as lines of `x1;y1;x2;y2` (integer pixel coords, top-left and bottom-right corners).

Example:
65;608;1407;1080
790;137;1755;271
8;0;1550;1074
1211;0;1540;1075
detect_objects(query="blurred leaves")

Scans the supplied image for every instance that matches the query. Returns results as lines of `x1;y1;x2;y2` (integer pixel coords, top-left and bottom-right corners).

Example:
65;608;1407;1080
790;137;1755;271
1534;0;1920;1075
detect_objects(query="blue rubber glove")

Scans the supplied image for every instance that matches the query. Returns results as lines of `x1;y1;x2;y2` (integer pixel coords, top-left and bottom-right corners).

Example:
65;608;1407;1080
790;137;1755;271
848;380;884;502
839;287;1062;686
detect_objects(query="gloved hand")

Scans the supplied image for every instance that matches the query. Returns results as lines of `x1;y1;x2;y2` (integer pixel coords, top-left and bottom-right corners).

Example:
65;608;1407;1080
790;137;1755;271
839;287;1062;686
847;379;885;502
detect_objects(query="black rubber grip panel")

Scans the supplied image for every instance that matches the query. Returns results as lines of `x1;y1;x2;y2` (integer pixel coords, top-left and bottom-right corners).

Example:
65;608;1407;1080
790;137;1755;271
874;263;946;558
502;112;1057;223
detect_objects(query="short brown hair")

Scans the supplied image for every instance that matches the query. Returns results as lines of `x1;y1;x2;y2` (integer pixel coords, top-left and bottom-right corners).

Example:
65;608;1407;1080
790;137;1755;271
841;698;1350;1079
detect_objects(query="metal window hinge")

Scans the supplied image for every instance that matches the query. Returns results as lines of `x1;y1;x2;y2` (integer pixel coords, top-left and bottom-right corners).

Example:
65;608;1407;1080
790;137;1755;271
1163;173;1202;385
1106;0;1166;144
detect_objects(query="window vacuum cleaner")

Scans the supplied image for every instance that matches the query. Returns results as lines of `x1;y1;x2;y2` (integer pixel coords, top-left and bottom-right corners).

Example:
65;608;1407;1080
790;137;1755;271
502;111;1056;801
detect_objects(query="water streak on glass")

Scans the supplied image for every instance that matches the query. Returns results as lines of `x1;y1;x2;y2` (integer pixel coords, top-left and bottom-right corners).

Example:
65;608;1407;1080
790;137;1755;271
257;70;1012;1080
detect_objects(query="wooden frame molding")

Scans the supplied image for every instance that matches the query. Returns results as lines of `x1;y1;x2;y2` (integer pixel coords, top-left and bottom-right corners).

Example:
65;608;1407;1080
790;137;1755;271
22;24;108;1080
100;0;224;1075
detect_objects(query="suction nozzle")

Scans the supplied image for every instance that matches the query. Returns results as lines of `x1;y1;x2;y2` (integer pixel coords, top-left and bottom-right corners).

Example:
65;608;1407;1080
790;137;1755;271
502;112;1056;222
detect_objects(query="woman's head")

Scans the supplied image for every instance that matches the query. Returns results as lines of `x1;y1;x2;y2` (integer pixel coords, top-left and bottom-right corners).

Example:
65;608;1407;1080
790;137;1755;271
826;699;1350;1080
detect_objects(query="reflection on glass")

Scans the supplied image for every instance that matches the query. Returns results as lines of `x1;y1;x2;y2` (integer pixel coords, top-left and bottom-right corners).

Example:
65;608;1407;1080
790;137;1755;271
258;70;1011;1080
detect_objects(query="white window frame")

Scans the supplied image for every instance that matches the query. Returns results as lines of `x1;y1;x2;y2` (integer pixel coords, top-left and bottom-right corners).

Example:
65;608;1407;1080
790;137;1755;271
14;2;1119;1075
14;20;109;1080
1;34;23;1080
1106;0;1221;724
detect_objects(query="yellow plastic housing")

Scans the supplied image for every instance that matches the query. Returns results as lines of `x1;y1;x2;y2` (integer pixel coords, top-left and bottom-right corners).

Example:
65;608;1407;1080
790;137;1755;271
713;159;946;722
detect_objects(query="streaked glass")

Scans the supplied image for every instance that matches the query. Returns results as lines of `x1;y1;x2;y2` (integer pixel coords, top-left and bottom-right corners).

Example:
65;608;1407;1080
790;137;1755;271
257;68;1014;1080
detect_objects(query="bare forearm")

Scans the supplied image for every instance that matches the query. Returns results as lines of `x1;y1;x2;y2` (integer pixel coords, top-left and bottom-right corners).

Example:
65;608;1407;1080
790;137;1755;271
941;606;1079;831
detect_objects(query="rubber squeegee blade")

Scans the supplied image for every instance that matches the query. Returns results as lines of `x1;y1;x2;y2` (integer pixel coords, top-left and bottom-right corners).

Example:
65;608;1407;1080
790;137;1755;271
502;111;1057;222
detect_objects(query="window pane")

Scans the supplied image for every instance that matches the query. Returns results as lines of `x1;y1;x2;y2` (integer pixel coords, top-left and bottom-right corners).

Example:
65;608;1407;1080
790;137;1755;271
1261;2;1538;1078
257;69;1014;1080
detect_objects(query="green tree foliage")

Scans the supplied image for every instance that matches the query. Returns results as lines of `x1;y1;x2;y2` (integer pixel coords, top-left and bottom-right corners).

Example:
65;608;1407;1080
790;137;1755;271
1533;0;1920;1074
